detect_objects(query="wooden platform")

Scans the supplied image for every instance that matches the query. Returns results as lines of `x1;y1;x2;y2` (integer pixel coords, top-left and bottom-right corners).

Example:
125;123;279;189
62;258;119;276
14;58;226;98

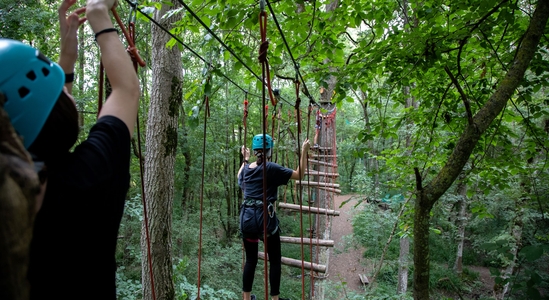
258;252;327;273
278;202;340;216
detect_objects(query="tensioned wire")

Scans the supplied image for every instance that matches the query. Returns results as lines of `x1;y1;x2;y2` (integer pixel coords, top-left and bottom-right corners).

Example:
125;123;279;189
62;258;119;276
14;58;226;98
123;0;310;113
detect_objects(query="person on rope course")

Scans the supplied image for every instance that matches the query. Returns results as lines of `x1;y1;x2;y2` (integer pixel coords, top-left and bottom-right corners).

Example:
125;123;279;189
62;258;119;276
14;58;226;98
0;0;140;297
313;109;322;148
238;134;310;300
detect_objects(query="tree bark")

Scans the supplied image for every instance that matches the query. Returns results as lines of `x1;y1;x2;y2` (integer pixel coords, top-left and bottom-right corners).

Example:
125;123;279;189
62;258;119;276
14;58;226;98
141;3;183;299
453;173;468;275
397;237;410;294
398;85;415;295
413;2;549;298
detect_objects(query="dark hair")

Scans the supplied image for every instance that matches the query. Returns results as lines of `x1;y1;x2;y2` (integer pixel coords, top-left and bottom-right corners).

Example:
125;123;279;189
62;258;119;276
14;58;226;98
28;91;79;163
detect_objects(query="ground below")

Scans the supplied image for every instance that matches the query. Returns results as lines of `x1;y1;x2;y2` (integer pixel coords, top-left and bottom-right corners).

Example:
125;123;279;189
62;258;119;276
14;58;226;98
325;194;366;294
323;194;496;299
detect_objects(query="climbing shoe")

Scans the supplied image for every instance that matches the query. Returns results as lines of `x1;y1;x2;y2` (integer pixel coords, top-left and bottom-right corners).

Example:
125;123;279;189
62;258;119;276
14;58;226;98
250;295;256;300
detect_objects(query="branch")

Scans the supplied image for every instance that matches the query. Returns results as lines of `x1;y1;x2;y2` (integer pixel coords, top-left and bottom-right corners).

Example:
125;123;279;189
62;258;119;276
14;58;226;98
414;167;422;191
425;0;549;207
297;0;317;48
444;66;473;125
469;0;510;33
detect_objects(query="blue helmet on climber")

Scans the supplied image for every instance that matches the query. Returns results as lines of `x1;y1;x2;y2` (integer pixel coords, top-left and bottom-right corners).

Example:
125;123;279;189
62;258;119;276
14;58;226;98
252;133;274;150
0;38;65;149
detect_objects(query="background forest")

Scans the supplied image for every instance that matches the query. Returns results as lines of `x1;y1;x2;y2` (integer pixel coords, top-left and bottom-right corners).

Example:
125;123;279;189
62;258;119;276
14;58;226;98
2;0;548;299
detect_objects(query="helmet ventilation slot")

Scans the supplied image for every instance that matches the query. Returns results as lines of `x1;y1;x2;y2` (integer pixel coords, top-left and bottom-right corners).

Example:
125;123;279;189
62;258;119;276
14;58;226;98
41;67;50;77
26;71;37;80
18;87;30;98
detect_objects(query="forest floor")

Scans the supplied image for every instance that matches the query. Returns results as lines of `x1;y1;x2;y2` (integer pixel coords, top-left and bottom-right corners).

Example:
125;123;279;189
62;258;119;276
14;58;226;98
324;194;367;295
323;194;496;299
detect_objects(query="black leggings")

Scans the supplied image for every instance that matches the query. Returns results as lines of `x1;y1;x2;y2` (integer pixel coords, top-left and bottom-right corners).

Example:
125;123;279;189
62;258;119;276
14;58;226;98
242;231;282;296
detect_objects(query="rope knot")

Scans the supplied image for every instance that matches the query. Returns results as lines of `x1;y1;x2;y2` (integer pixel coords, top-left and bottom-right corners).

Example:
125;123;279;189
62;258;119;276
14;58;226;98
258;40;269;63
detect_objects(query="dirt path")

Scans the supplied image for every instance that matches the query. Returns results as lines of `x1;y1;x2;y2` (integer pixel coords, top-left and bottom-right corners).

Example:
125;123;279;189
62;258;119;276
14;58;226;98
325;194;367;294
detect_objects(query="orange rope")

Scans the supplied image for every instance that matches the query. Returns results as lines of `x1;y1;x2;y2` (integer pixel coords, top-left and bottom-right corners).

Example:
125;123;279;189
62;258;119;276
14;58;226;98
111;7;146;67
258;11;277;106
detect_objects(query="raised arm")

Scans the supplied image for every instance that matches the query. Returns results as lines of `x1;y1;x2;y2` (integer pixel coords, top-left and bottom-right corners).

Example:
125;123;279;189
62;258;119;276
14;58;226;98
58;0;87;95
86;0;140;136
290;138;310;180
238;146;250;177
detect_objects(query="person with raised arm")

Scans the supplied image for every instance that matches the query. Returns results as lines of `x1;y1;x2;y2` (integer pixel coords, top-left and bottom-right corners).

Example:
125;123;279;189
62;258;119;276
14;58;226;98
238;134;310;300
0;0;140;298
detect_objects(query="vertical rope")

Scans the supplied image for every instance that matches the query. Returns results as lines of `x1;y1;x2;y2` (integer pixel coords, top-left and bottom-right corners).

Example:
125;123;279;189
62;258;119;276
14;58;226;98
259;3;270;297
306;104;315;298
119;6;155;300
97;61;104;118
293;79;306;300
197;77;212;300
241;92;248;273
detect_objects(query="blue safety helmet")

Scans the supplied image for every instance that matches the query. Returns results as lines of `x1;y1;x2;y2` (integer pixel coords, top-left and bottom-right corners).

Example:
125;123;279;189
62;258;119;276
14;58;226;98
252;134;274;150
0;38;65;149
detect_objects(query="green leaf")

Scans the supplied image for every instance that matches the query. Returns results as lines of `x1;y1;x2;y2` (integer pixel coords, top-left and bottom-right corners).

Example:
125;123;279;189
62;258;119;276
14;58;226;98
204;81;212;97
481;242;499;251
520;245;544;262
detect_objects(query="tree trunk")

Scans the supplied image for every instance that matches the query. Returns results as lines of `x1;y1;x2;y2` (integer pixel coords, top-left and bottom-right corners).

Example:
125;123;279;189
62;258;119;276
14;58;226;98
397;237;410;294
494;196;525;299
141;3;183;299
398;85;415;295
453;173;468;275
412;2;549;298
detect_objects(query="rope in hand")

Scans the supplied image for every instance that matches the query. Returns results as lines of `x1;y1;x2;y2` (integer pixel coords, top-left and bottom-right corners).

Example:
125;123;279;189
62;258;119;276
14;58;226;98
111;6;146;67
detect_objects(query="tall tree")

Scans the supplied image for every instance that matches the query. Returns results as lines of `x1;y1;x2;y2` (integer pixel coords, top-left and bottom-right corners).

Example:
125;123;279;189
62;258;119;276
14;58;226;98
412;2;549;298
141;2;183;299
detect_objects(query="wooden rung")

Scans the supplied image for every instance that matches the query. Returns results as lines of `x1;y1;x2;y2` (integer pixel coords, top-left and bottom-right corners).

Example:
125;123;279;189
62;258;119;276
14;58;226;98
312;154;338;158
279;236;334;247
278;202;340;216
298;185;342;193
305;171;340;177
313;146;332;150
359;274;370;284
296;181;340;188
308;159;337;167
258;252;327;273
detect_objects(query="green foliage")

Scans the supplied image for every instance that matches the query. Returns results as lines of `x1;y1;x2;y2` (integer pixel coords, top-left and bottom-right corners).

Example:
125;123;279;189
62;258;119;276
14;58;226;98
173;257;238;300
116;266;143;300
352;203;400;261
7;0;549;298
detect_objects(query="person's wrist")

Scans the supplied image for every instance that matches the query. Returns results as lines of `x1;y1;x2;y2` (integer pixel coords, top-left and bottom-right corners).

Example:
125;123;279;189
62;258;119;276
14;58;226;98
65;73;75;83
86;6;113;32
